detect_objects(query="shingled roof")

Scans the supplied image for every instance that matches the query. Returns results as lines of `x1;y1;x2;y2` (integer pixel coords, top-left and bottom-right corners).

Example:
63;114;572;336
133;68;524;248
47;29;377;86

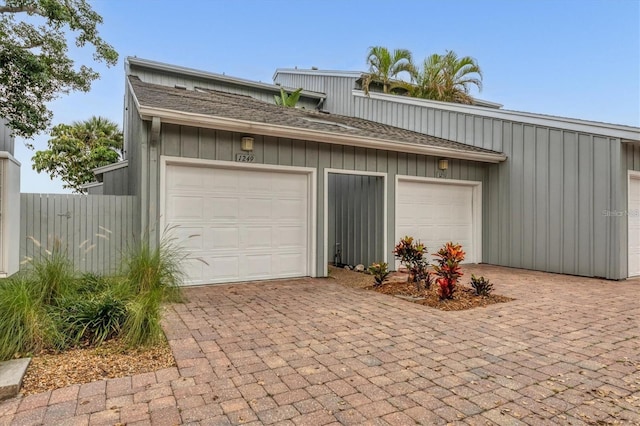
128;76;505;160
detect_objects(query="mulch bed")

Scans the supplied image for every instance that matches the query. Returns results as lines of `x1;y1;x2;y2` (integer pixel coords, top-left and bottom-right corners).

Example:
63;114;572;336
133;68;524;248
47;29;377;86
329;265;513;311
20;338;175;396
369;278;513;311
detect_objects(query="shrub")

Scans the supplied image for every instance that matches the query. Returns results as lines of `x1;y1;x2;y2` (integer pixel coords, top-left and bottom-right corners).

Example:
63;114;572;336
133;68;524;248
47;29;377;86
123;288;165;347
368;262;390;287
120;236;185;347
393;236;427;282
470;274;493;296
56;291;127;346
432;242;466;300
30;245;77;304
0;275;59;360
121;238;184;302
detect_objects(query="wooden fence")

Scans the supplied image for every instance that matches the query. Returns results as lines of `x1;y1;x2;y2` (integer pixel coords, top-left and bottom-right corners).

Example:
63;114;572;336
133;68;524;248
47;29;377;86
20;194;137;274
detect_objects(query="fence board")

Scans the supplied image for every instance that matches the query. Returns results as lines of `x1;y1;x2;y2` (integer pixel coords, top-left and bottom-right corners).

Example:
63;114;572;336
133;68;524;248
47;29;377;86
20;194;136;274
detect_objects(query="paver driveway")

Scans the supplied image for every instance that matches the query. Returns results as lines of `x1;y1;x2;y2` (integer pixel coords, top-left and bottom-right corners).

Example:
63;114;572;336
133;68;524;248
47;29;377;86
1;265;639;425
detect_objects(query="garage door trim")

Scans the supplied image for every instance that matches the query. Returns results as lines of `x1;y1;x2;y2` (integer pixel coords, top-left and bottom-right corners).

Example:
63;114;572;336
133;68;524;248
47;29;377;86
627;170;640;277
160;156;317;283
395;175;482;264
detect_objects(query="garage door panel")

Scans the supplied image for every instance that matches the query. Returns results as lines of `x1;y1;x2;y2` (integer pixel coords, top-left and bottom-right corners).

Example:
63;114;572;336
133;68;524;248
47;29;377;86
244;227;273;248
629;177;640;276
204;197;239;219
279;226;305;248
166;164;310;284
168;195;204;220
397;180;477;264
243;198;272;220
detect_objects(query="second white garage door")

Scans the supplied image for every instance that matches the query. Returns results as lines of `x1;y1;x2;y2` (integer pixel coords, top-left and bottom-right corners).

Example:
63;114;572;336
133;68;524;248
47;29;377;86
165;162;311;285
396;178;480;264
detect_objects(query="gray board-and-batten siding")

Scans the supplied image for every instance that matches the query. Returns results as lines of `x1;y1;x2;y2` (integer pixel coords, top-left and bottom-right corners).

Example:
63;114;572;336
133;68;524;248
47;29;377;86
20;194;136;274
0;119;14;154
134;122;488;277
349;93;628;279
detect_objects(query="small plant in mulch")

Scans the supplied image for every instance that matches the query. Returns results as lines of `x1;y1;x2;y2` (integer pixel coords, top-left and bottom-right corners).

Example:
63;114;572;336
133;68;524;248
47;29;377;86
368;262;391;287
432;242;465;300
470;274;493;296
393;236;433;291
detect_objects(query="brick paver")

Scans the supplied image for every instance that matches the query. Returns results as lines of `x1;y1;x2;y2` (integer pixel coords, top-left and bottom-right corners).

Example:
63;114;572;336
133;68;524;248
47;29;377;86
1;265;639;425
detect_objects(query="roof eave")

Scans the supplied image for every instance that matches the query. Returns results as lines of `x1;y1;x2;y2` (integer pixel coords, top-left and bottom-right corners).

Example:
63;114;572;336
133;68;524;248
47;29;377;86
136;105;506;164
354;90;640;140
127;57;326;99
92;160;129;175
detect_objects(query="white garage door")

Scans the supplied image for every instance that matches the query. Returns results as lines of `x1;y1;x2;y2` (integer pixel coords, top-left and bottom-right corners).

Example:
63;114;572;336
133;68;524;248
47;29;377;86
628;175;640;277
165;163;310;285
397;179;478;264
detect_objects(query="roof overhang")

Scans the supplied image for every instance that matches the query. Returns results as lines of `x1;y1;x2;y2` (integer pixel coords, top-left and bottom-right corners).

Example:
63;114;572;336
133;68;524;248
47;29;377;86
273;68;364;81
127;57;326;100
0;151;21;166
80;181;103;189
135;104;507;164
354;91;640;140
92;160;128;175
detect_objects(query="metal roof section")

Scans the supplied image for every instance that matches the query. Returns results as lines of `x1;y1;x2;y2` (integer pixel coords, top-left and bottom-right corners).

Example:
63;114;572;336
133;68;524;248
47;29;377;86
127;57;327;99
354;91;640;141
275;68;503;109
273;68;364;80
127;76;506;163
92;160;129;176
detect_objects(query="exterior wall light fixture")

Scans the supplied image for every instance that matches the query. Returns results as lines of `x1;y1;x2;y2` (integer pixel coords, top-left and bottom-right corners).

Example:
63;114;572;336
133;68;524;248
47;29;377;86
241;136;254;152
437;159;448;178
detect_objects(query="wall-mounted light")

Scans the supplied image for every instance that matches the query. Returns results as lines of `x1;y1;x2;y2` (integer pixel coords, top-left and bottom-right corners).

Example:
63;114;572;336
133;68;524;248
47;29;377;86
241;136;254;152
438;159;449;171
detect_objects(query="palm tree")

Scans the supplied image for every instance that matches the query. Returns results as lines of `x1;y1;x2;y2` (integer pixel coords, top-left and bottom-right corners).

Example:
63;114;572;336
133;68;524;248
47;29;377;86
74;116;124;152
32;116;123;192
411;51;483;104
363;46;415;94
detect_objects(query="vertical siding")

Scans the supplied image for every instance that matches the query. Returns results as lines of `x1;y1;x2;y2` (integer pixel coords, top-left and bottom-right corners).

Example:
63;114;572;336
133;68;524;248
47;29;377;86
20;194;136;274
328;174;384;267
0;119;14;155
101;167;129;195
153;124;487;277
273;73;358;115
351;94;627;279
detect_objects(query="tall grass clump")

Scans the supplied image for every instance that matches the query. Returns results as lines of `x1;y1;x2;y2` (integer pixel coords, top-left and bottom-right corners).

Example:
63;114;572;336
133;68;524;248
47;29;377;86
0;275;59;360
121;237;185;346
30;244;77;303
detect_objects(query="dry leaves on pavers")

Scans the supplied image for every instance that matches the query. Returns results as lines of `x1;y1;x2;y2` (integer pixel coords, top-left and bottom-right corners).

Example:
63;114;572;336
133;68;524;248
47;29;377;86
21;339;175;395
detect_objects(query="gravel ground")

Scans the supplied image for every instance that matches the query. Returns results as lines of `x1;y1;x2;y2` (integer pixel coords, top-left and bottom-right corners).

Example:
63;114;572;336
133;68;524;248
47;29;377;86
20;338;175;396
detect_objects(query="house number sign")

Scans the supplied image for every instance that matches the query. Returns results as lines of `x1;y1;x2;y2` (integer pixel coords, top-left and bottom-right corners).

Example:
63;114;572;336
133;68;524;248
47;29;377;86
235;153;255;163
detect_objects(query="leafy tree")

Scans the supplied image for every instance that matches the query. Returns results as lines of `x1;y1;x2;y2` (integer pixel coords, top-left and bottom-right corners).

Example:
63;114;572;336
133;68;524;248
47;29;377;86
32;116;123;192
363;46;414;94
0;0;118;139
274;87;303;107
410;51;483;104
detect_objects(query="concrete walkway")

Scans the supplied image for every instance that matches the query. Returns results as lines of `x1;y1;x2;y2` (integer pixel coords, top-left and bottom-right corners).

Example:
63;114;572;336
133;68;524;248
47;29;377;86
1;265;639;425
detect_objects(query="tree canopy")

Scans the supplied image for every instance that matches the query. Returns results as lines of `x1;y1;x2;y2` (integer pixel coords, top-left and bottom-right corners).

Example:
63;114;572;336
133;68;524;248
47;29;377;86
363;46;414;94
0;0;118;139
411;51;483;104
32;116;123;193
362;47;484;104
